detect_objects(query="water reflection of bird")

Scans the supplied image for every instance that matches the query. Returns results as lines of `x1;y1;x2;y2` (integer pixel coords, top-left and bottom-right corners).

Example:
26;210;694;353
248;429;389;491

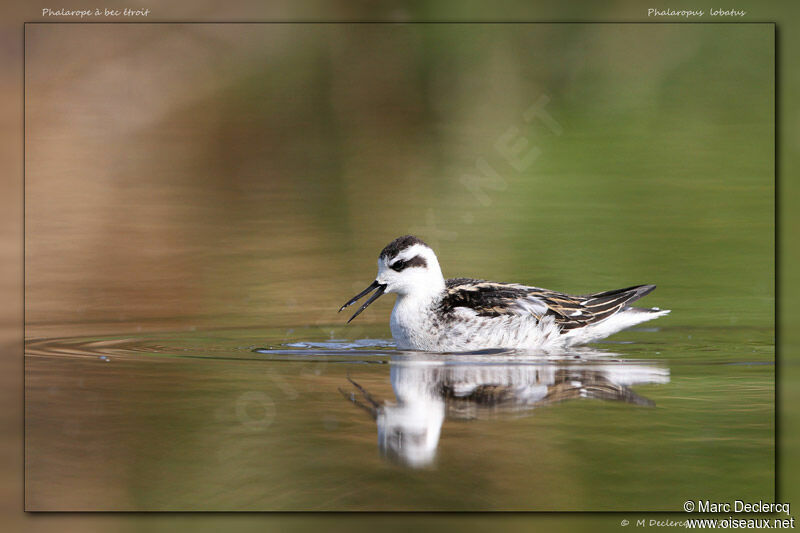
340;353;669;468
340;236;670;351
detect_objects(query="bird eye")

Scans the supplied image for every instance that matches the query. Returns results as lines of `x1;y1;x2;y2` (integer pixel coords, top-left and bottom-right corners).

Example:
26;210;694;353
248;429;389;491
391;260;406;272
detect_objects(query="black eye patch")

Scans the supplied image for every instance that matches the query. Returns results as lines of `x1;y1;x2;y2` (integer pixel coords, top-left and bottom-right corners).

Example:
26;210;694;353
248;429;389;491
390;255;427;272
390;260;406;272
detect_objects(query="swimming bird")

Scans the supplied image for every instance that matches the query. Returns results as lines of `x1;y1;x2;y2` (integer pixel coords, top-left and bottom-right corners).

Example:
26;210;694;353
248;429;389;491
339;235;669;351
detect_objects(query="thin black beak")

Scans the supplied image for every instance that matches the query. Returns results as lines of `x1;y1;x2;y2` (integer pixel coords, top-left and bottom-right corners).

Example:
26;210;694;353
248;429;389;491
339;280;387;323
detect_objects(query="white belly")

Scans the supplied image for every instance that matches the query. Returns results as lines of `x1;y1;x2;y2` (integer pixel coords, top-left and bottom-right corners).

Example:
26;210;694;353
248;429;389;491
390;297;669;352
391;300;563;351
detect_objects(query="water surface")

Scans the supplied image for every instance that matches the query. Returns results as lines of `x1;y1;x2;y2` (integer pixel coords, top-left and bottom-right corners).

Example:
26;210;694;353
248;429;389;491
25;324;773;510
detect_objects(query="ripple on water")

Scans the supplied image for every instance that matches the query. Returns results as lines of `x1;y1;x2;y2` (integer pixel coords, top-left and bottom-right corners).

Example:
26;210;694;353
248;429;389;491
24;325;774;367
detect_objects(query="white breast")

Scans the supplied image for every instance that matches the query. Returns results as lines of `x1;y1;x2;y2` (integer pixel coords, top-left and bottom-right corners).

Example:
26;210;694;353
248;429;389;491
390;295;436;350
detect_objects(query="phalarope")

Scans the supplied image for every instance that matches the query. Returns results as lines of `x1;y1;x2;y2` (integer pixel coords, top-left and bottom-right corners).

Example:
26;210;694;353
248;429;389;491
339;235;670;351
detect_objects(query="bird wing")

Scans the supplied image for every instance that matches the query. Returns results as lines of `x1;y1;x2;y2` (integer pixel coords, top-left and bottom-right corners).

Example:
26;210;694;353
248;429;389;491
441;278;657;331
441;278;550;318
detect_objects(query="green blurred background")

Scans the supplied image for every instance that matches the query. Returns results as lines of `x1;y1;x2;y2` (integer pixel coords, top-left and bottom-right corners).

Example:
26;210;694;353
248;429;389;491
25;23;772;336
1;0;796;531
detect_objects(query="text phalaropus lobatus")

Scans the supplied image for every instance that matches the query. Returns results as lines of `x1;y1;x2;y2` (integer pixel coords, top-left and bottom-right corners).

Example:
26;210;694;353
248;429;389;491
339;235;670;351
